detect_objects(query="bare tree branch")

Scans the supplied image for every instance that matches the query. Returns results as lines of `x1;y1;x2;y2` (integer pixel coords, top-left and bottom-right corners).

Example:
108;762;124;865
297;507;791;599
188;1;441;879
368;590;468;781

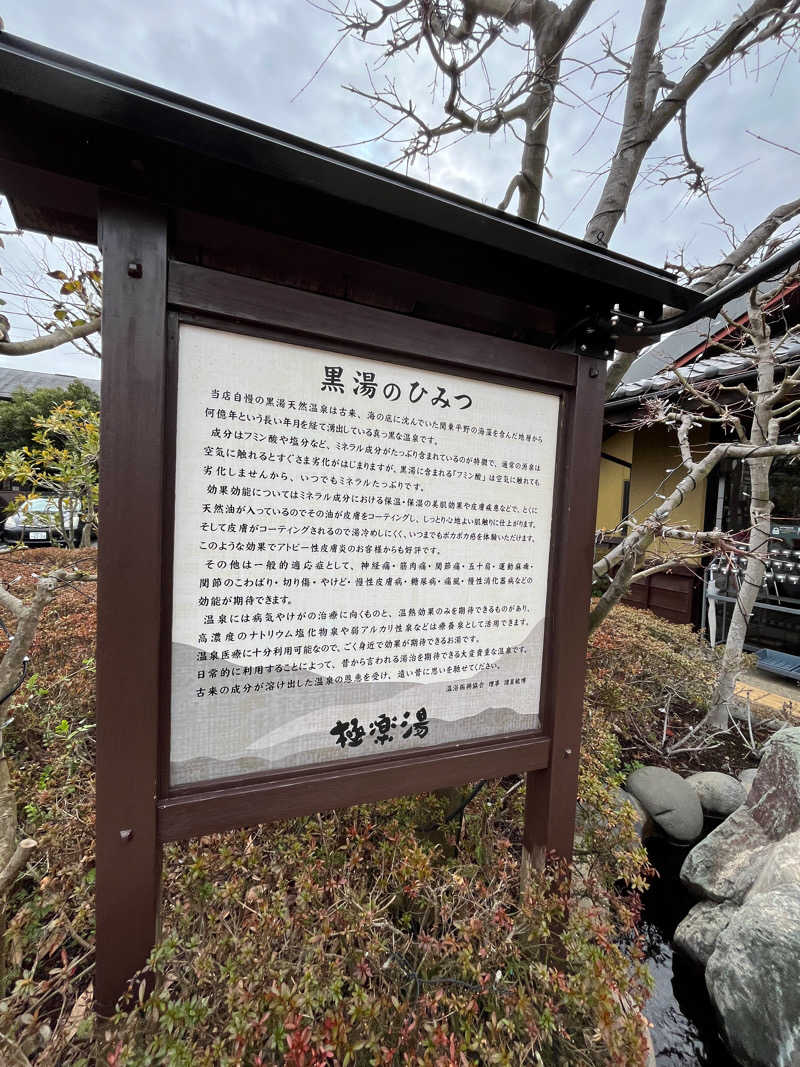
0;316;100;356
0;584;25;621
746;128;800;158
692;196;800;293
606;201;800;401
0;838;36;897
585;0;799;247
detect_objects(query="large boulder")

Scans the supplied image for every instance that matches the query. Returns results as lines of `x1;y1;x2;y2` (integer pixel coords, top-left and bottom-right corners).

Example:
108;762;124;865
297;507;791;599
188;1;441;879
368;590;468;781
738;768;758;798
681;727;800;903
706;886;800;1067
680;806;773;903
685;771;745;818
625;766;704;843
673;900;738;966
748;728;800;839
748;829;800;899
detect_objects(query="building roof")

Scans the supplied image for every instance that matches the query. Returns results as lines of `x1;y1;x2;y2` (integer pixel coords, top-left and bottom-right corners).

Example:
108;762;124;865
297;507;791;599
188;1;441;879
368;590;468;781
612;281;800;409
607;336;800;410
0;366;100;400
0;33;702;350
619;293;751;385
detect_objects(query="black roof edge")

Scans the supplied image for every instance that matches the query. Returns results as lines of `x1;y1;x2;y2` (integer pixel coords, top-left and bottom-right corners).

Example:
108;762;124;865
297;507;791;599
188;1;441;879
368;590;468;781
605;344;800;412
0;32;700;314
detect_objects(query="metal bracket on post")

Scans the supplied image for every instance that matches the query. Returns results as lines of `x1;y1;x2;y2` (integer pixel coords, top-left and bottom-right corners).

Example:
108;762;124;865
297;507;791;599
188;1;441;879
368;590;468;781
575;304;651;359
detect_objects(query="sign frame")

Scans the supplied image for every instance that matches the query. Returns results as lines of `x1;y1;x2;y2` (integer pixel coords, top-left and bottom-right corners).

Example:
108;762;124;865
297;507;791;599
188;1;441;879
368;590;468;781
161;311;565;827
95;195;605;1012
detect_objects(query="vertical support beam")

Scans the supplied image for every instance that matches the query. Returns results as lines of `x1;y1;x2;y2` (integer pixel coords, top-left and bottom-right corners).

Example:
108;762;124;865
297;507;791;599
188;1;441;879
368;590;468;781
523;357;606;873
95;195;168;1014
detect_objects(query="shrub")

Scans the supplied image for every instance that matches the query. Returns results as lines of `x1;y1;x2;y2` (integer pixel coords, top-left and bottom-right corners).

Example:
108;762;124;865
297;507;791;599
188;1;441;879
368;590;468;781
2;556;678;1066
585;605;717;762
107;793;650;1067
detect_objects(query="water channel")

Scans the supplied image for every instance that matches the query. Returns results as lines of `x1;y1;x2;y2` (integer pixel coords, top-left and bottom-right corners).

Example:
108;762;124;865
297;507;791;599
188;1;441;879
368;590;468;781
641;835;738;1066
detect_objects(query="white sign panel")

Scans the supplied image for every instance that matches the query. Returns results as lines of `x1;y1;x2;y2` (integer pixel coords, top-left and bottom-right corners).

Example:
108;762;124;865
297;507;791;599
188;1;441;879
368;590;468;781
170;324;560;786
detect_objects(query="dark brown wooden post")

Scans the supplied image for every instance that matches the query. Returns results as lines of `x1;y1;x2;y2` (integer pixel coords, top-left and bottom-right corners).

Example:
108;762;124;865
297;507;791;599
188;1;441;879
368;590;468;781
522;356;606;878
95;195;168;1014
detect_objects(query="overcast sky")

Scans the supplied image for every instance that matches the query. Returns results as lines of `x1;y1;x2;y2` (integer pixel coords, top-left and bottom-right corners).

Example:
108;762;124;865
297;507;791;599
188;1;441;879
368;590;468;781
1;0;799;377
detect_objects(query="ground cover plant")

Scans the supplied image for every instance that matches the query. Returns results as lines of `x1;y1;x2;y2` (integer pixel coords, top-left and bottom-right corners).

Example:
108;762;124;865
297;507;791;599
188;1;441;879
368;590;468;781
1;548;756;1066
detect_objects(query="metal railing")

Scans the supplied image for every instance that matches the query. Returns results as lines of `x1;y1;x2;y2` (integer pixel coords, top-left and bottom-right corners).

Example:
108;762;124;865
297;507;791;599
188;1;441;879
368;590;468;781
702;536;800;660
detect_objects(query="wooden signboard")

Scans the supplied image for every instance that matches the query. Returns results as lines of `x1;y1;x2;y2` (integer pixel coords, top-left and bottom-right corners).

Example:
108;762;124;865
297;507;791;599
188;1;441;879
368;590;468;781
0;35;701;1017
94;218;604;1010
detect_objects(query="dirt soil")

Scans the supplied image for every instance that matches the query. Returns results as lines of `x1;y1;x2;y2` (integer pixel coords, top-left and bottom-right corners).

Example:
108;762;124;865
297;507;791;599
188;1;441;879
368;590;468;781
620;697;781;780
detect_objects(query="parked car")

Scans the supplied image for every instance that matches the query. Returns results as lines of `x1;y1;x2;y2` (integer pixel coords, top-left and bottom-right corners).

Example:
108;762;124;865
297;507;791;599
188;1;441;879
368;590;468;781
3;496;84;546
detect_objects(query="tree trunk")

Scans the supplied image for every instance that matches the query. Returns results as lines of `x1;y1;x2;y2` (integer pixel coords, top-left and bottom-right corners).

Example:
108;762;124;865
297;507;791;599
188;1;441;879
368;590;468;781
583;0;666;246
706;450;773;726
517;56;560;223
0;757;16;886
589;531;651;634
707;302;776;727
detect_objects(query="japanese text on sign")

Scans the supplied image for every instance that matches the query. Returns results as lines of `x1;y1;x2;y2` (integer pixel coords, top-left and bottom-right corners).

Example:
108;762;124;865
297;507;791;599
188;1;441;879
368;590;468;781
170;326;560;786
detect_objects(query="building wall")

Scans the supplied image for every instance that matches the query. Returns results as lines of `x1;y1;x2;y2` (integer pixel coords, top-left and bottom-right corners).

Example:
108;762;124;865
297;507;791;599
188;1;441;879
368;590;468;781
596;431;633;533
627;423;709;536
593;423;710;627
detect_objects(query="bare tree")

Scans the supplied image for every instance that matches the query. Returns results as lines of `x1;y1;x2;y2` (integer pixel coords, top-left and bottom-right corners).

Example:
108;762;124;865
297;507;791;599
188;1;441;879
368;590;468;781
590;280;800;728
706;291;800;726
329;1;800;725
330;1;800;387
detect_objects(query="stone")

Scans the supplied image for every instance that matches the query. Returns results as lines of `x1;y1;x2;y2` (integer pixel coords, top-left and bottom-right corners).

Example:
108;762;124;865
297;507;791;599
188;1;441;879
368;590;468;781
749;727;800;839
612;787;652;839
748;829;800;899
706;886;800;1067
738;768;758;798
626;766;704;843
680;806;774;903
686;771;745;817
673;900;738;966
681;729;800;905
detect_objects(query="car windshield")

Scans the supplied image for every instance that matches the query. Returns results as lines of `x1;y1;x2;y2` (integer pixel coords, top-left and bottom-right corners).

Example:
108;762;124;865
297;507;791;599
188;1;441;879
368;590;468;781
19;498;80;515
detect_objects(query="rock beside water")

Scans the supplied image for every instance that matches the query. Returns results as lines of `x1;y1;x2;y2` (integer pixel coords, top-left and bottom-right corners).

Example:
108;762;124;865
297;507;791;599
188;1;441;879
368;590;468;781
673;728;800;1066
685;771;745;817
673;900;738;967
706;886;800;1067
748;728;800;839
748;828;800;898
680;806;773;903
681;729;800;903
626;766;704;843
